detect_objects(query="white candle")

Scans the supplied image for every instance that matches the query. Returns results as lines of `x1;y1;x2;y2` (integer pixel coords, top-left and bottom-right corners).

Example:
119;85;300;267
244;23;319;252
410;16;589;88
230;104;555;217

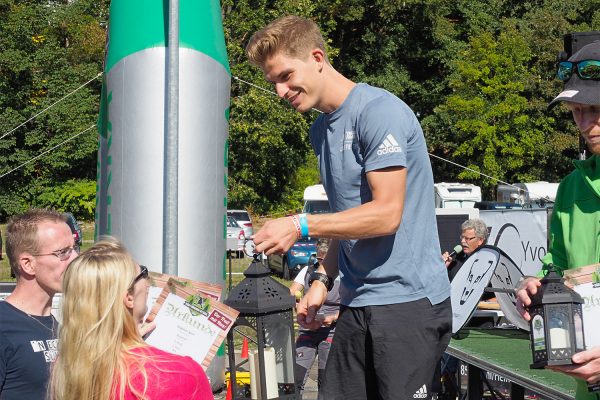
550;327;569;348
249;347;279;399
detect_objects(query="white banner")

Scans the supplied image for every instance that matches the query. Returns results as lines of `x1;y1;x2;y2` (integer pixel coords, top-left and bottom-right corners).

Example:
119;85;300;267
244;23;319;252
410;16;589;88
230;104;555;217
451;247;498;333
489;251;529;331
451;245;527;333
480;209;548;276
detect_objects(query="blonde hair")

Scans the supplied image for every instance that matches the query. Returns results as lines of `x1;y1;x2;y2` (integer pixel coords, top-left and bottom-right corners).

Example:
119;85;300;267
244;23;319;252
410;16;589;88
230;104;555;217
246;15;328;67
50;237;147;400
6;208;67;278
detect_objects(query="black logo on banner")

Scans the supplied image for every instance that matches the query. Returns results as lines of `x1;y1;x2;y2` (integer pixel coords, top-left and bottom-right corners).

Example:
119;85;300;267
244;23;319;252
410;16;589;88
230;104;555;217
460;258;495;305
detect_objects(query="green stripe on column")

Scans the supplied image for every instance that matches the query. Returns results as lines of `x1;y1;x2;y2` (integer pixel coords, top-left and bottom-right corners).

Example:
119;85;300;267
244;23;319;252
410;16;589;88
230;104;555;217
105;0;230;74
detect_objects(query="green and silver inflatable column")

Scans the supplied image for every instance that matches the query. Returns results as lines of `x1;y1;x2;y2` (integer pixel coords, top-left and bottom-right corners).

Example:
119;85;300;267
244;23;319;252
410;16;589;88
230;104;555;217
96;0;230;388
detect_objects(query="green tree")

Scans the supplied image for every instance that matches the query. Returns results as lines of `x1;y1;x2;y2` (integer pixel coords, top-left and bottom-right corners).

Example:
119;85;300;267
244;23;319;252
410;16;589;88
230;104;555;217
222;0;328;215
424;27;545;196
0;0;108;220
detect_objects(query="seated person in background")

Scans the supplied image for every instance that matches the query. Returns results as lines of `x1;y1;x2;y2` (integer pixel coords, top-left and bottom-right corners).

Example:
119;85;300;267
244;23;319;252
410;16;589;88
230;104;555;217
49;237;213;400
442;218;489;281
289;238;340;397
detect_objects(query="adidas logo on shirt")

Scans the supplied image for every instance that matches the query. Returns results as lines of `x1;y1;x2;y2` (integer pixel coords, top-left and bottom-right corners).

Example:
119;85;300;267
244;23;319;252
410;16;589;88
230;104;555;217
377;134;402;155
413;384;428;398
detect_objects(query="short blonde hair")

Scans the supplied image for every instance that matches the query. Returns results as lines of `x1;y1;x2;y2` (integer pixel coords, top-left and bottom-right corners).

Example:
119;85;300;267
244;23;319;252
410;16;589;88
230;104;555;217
246;15;328;67
51;237;146;400
6;208;67;278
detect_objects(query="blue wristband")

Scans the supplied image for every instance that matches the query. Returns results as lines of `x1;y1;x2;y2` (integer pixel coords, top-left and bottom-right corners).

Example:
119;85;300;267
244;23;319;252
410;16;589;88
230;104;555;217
298;213;309;238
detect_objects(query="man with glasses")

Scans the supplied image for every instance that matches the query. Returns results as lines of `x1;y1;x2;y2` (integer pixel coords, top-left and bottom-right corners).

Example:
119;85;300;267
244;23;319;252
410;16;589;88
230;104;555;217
517;40;600;399
0;209;78;400
442;218;489;282
439;218;489;399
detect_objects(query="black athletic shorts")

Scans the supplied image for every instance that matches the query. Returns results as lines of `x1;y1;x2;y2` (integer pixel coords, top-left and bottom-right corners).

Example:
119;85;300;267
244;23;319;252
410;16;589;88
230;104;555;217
318;297;452;400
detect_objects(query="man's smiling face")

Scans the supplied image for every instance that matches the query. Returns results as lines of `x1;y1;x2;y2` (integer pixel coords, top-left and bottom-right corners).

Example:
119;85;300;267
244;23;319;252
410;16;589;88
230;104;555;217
262;51;324;113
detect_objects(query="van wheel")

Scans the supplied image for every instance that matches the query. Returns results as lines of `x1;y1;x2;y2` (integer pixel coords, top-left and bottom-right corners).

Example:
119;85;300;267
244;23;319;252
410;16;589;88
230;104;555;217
283;259;290;280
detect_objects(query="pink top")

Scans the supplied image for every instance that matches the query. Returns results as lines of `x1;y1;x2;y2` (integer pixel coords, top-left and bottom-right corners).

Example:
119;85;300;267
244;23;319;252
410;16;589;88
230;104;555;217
113;346;213;399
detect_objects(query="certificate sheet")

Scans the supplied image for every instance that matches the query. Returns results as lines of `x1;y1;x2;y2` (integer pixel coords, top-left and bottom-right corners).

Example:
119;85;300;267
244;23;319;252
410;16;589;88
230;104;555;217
145;279;239;370
564;264;600;348
144;272;223;321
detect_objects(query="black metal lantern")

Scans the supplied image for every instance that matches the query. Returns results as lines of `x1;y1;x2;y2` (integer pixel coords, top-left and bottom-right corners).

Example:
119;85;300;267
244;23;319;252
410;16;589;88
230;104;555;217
225;252;298;399
529;265;586;369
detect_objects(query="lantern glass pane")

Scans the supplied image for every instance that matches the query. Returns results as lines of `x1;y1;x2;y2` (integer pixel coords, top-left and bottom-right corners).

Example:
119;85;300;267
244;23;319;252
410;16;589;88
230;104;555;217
574;311;584;350
548;308;571;349
263;312;296;392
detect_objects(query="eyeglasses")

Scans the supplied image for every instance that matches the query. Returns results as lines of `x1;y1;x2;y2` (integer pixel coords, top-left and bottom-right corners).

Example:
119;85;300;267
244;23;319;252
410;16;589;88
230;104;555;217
460;236;477;242
130;265;149;288
33;244;80;261
557;60;600;82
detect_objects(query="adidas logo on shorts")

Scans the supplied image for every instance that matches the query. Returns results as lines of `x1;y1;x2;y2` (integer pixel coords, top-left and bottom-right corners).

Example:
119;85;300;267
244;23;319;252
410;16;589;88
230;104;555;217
377;134;402;155
413;384;428;398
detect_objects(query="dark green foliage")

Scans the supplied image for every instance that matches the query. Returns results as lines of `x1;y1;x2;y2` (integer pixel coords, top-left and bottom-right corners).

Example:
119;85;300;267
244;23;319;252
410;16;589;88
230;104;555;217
1;0;599;219
0;0;107;221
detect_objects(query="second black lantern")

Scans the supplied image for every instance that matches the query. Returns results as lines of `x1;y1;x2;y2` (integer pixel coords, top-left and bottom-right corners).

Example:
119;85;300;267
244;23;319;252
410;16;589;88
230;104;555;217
529;265;586;369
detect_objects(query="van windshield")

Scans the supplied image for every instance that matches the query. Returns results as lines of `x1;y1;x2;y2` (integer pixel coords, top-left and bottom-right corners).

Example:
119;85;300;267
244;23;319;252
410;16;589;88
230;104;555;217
303;200;331;214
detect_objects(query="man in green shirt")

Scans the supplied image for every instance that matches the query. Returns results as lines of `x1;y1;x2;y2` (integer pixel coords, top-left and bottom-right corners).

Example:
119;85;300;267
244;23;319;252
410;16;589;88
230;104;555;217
517;40;600;399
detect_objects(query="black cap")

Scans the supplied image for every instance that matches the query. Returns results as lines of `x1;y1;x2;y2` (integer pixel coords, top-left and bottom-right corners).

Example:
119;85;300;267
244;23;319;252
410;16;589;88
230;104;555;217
548;40;600;109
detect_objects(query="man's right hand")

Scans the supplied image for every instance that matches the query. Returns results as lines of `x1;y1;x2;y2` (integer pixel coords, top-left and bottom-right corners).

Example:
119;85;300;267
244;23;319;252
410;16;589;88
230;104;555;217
297;281;328;330
442;251;452;268
516;276;542;321
253;217;299;256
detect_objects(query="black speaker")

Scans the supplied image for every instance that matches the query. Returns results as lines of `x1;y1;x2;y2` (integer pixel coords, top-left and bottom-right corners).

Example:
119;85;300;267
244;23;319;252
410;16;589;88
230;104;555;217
563;31;600;58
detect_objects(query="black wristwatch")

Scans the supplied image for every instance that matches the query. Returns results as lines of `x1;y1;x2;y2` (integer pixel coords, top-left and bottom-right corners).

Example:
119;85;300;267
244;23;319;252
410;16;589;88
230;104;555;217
308;271;334;292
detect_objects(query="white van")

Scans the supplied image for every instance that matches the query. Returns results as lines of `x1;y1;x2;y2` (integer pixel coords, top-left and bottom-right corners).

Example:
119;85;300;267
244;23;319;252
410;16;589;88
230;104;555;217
434;182;481;209
302;184;330;214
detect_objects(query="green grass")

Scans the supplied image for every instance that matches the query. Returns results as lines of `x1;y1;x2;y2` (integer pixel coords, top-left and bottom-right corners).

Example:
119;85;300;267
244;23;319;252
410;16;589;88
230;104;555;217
0;224;10;281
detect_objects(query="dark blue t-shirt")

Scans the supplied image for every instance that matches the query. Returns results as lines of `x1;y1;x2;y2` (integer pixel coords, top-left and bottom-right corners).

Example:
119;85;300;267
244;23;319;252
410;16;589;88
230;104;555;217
310;83;450;307
0;301;58;400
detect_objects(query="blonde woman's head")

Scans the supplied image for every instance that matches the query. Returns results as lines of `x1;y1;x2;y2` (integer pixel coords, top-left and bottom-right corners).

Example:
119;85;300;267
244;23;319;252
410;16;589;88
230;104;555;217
52;237;148;400
61;237;145;344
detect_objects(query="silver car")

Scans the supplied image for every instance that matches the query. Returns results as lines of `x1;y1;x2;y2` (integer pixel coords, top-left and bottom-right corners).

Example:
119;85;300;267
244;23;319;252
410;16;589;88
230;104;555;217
226;216;245;258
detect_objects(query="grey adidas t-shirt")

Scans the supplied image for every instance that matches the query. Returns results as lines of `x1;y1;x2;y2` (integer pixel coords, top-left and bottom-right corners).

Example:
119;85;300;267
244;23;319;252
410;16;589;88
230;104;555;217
309;83;450;307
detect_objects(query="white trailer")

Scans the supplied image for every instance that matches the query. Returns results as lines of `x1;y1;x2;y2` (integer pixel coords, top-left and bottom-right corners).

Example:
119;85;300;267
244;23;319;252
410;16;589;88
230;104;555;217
496;184;520;203
434;182;482;209
513;182;559;208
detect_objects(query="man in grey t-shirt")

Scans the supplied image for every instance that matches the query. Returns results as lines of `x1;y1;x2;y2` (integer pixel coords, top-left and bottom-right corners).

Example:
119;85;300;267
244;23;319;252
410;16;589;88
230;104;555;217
248;15;451;399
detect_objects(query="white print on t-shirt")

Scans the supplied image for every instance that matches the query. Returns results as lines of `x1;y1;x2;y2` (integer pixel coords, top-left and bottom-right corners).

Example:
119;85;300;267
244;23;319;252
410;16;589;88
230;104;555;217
377;134;402;155
342;130;355;151
30;339;59;362
30;340;46;352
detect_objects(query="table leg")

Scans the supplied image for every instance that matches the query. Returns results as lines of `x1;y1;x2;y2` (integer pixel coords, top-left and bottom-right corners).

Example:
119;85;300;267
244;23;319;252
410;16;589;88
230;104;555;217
510;382;525;400
467;364;483;400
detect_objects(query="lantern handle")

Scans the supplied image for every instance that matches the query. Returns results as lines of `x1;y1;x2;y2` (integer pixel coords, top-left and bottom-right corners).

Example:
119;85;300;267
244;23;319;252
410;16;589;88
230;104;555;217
243;239;265;262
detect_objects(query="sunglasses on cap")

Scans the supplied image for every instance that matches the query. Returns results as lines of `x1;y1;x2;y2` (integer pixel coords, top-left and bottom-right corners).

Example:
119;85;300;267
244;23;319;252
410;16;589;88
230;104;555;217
557;60;600;82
